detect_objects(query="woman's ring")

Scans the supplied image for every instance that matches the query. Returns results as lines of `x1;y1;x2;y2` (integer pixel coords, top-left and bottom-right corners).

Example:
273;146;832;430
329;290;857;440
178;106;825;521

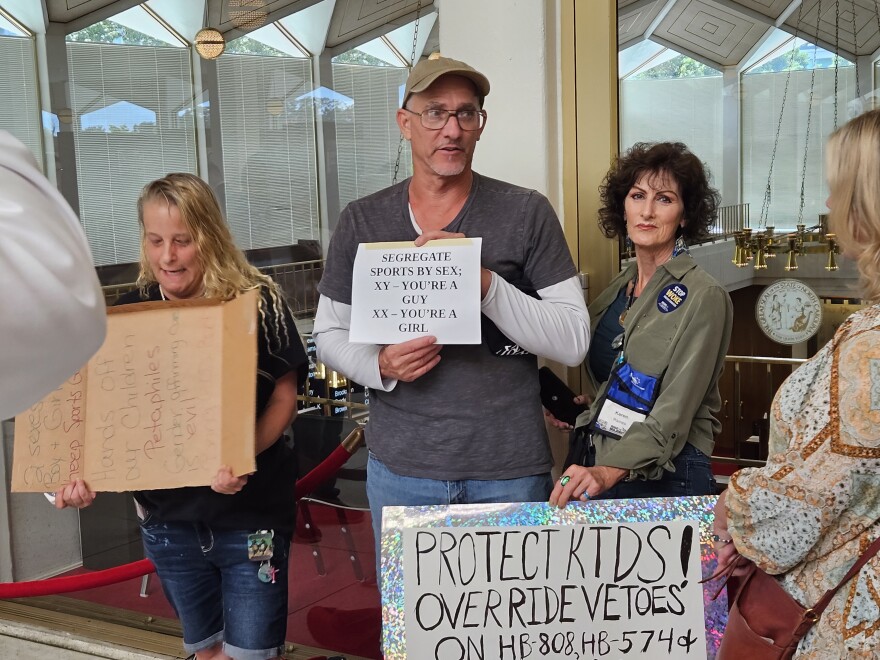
559;475;571;486
712;534;733;544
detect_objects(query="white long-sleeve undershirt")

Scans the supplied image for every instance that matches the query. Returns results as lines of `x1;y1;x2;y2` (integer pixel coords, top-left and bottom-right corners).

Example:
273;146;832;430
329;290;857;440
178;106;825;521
313;274;590;391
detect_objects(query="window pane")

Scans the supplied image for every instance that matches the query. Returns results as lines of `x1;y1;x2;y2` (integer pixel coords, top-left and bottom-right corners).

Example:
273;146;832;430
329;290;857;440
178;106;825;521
620;75;724;200
67;42;197;266
0;35;43;170
332;63;411;209
742;67;856;229
217;53;320;250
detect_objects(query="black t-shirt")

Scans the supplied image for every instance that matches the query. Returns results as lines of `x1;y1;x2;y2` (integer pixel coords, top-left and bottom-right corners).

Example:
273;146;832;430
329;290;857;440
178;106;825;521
118;284;308;533
589;286;628;385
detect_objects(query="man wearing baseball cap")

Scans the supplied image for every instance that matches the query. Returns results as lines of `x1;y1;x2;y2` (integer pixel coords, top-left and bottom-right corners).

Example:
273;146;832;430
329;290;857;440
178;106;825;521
314;55;590;560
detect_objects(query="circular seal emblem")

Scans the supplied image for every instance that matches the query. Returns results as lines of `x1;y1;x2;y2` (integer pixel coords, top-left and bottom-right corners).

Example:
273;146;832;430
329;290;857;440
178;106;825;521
755;279;822;345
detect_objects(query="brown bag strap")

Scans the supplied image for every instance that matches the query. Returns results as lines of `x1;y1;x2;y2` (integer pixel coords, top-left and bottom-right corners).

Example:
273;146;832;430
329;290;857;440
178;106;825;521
700;554;754;601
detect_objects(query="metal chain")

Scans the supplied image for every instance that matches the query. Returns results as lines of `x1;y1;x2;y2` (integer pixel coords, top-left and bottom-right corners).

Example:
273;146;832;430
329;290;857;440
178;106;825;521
408;2;421;65
799;0;821;224
392;0;422;185
760;0;807;228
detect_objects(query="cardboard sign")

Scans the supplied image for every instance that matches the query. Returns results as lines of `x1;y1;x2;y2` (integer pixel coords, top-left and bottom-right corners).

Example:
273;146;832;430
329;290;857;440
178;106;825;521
381;498;724;660
12;290;258;492
349;238;482;344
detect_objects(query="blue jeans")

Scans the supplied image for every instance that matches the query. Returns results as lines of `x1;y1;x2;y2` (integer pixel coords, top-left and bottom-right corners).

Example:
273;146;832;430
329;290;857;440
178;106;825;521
598;443;717;499
367;451;553;559
140;520;290;660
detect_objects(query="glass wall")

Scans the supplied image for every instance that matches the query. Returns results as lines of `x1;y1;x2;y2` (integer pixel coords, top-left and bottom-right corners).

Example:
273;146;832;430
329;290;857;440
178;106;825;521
742;59;855;229
620;54;724;198
332;63;412;209
619;33;860;229
0;27;43;169
0;4;413;274
217;49;319;250
66;39;197;265
0;2;419;658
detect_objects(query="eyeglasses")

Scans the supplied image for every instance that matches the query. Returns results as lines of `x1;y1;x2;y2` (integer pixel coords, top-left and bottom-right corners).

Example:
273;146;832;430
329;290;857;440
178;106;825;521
403;107;486;131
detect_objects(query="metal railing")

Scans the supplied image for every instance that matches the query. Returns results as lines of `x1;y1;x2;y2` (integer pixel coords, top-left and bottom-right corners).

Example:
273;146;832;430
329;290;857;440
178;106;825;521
713;202;750;237
100;259;323;318
621;202;750;258
262;259;323;319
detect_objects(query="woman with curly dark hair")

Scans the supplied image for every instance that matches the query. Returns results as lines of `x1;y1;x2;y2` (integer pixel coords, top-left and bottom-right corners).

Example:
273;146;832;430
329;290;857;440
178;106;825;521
549;141;733;504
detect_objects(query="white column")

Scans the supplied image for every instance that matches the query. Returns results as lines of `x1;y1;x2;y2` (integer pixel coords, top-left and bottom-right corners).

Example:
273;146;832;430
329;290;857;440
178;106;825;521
721;66;741;205
437;0;563;212
855;55;876;114
315;51;342;246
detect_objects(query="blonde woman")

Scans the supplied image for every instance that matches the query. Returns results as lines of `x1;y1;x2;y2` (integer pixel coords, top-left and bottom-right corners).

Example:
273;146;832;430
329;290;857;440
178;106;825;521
58;173;307;660
713;110;880;657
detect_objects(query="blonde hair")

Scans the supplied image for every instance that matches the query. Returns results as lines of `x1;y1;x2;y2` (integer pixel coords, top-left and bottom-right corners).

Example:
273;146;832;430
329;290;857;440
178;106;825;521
826;109;880;303
136;173;291;350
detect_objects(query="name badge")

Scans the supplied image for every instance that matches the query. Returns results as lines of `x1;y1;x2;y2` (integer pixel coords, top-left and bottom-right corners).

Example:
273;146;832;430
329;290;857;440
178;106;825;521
594;399;647;438
657;283;688;313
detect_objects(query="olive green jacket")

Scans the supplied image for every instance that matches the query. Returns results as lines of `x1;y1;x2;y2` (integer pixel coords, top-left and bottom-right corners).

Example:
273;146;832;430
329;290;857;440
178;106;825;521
575;253;733;480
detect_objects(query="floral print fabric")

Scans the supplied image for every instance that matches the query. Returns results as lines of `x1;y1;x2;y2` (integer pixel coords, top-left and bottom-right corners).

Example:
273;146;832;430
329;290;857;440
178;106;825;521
726;305;880;658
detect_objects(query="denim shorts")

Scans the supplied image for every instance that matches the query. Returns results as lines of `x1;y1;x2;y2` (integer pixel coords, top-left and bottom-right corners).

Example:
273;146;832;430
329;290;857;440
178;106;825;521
140;520;290;660
598;442;717;500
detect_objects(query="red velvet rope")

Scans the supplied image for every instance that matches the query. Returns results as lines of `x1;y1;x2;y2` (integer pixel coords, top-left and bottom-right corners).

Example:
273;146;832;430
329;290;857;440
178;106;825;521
294;443;355;501
0;441;358;599
0;559;155;598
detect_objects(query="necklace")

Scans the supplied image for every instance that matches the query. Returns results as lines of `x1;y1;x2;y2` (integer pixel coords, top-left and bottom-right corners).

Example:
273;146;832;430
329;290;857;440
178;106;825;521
618;278;637;325
158;284;206;301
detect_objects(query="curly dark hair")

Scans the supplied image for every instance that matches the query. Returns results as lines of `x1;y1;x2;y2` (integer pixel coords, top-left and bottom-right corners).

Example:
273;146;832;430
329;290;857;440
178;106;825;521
598;142;719;242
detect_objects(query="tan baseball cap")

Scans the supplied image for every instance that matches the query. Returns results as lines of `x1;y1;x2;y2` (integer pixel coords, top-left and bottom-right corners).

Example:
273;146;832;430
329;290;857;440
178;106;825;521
402;56;490;108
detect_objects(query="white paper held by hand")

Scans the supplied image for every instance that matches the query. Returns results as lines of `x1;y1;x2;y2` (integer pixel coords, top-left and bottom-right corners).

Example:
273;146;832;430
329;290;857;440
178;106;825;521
349;238;483;345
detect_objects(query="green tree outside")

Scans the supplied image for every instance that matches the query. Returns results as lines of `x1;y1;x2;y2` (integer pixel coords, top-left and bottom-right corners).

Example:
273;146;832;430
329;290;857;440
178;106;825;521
67;20;169;46
225;36;288;57
332;49;393;67
750;48;811;73
632;54;720;80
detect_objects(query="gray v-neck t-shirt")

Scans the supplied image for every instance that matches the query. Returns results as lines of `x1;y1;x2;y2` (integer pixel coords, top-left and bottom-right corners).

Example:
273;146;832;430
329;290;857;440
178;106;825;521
318;173;577;480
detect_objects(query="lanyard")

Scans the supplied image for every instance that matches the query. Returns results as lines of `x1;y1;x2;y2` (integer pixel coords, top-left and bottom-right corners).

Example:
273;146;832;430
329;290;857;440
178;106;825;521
618;277;637;326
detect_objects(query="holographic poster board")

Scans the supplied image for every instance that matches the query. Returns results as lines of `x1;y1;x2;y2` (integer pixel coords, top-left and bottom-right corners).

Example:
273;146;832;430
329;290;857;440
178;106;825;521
381;497;725;660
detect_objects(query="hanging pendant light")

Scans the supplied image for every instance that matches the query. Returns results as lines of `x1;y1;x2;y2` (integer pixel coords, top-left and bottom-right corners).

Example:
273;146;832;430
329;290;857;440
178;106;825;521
195;28;225;60
753;231;768;269
755;246;768;269
825;234;839;271
764;227;776;257
784;238;799;271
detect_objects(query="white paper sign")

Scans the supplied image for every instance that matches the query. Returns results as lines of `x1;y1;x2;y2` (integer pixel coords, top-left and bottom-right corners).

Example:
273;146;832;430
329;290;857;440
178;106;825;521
349;238;482;344
403;521;707;660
